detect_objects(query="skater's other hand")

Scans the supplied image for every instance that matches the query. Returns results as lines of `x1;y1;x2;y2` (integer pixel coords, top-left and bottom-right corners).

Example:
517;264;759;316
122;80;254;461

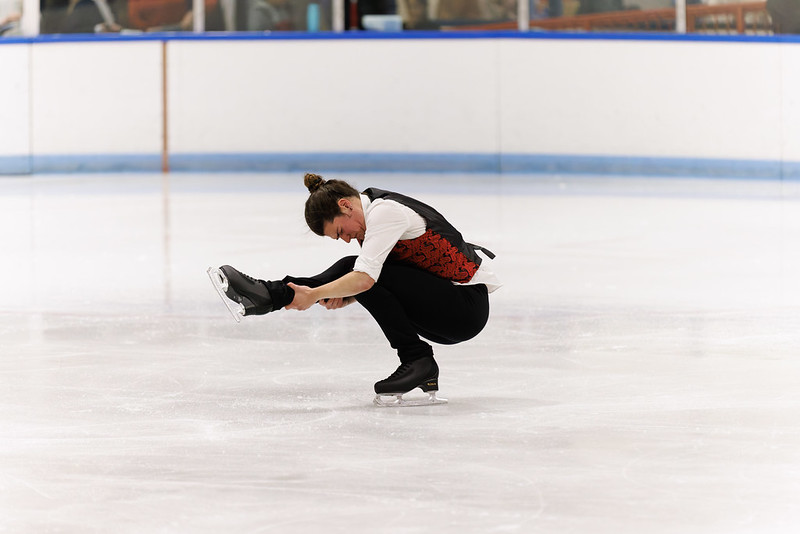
285;282;317;311
319;296;355;310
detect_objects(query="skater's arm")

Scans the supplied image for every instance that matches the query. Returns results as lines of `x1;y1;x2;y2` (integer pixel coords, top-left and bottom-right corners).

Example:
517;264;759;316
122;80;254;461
285;271;374;311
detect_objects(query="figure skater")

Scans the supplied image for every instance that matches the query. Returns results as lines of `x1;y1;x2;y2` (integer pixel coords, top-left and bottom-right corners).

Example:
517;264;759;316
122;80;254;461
209;173;500;406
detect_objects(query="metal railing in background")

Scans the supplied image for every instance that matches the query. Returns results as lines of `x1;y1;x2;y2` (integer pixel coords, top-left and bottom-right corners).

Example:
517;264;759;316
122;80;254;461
445;2;772;35
10;0;778;37
23;0;349;35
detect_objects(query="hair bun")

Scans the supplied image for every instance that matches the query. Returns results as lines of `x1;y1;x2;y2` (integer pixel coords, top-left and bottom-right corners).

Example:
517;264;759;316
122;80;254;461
304;173;325;194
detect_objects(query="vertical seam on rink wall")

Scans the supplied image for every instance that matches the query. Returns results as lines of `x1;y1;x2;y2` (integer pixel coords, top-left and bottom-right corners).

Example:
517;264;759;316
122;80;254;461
28;43;34;175
778;44;785;182
494;39;502;173
161;39;172;305
162;40;169;174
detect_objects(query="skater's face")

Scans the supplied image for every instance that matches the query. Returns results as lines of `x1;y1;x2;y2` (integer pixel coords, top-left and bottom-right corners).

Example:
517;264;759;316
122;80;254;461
324;197;366;245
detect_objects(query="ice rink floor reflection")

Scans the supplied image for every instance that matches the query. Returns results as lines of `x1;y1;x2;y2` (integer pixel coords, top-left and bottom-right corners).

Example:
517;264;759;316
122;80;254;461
1;172;799;533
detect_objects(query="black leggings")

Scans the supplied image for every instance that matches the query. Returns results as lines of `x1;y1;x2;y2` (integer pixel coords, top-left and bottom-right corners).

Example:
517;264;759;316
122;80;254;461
281;256;490;363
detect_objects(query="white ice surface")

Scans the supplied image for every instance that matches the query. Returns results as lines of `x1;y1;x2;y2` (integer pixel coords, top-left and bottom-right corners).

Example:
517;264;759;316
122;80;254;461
1;173;799;533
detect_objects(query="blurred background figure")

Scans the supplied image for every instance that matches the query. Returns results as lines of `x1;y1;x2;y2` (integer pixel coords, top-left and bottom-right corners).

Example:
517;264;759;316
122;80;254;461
577;0;623;15
344;0;396;30
437;0;485;22
246;0;293;30
535;0;563;18
38;0;124;33
40;0;69;32
398;0;513;28
767;0;800;33
397;0;426;28
135;0;227;32
396;0;564;29
61;0;122;32
483;0;515;19
0;0;22;35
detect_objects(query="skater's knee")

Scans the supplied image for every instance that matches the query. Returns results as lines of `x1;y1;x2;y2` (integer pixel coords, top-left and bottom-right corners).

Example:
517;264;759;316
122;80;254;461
353;287;374;306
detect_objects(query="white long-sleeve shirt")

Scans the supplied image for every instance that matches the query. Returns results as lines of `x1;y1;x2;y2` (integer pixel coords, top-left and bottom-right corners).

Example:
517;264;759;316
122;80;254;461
353;194;501;293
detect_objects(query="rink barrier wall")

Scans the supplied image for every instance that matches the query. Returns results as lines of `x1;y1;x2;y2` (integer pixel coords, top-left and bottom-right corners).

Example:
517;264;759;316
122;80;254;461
168;152;800;179
14;152;800;179
2;32;800;178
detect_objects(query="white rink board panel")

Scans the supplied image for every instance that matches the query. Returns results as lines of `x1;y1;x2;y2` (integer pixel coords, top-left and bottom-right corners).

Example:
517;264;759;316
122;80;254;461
0;44;30;158
499;38;784;160
30;41;163;155
4;35;800;173
167;39;500;154
780;43;800;162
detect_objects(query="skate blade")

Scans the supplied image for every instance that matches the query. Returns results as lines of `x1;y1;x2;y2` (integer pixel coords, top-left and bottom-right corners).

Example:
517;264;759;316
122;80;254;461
206;266;245;323
373;391;448;407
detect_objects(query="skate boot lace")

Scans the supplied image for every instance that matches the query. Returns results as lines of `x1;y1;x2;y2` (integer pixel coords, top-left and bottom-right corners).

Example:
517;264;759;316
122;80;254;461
240;272;259;285
385;362;413;381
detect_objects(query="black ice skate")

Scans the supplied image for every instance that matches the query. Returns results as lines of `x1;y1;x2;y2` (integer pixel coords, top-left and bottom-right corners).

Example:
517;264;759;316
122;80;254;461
207;265;274;323
373;356;447;407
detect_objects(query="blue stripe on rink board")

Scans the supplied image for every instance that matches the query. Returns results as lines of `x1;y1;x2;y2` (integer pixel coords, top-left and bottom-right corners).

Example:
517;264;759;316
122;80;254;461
3;152;800;179
500;154;791;179
168;153;501;173
0;156;32;175
171;153;800;179
782;161;800;179
30;154;162;174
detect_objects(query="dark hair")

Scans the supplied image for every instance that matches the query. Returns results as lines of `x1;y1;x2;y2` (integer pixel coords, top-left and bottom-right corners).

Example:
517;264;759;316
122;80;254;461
303;173;360;236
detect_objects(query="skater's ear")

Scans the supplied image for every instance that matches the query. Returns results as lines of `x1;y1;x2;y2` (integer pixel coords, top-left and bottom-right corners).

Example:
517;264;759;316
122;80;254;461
337;198;352;213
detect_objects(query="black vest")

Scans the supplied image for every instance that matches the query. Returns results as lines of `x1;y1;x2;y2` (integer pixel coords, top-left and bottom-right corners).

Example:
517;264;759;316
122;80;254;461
362;188;493;283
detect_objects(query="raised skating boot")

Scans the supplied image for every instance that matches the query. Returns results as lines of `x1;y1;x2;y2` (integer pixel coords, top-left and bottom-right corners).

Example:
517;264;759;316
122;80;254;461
207;265;275;322
373;356;447;407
